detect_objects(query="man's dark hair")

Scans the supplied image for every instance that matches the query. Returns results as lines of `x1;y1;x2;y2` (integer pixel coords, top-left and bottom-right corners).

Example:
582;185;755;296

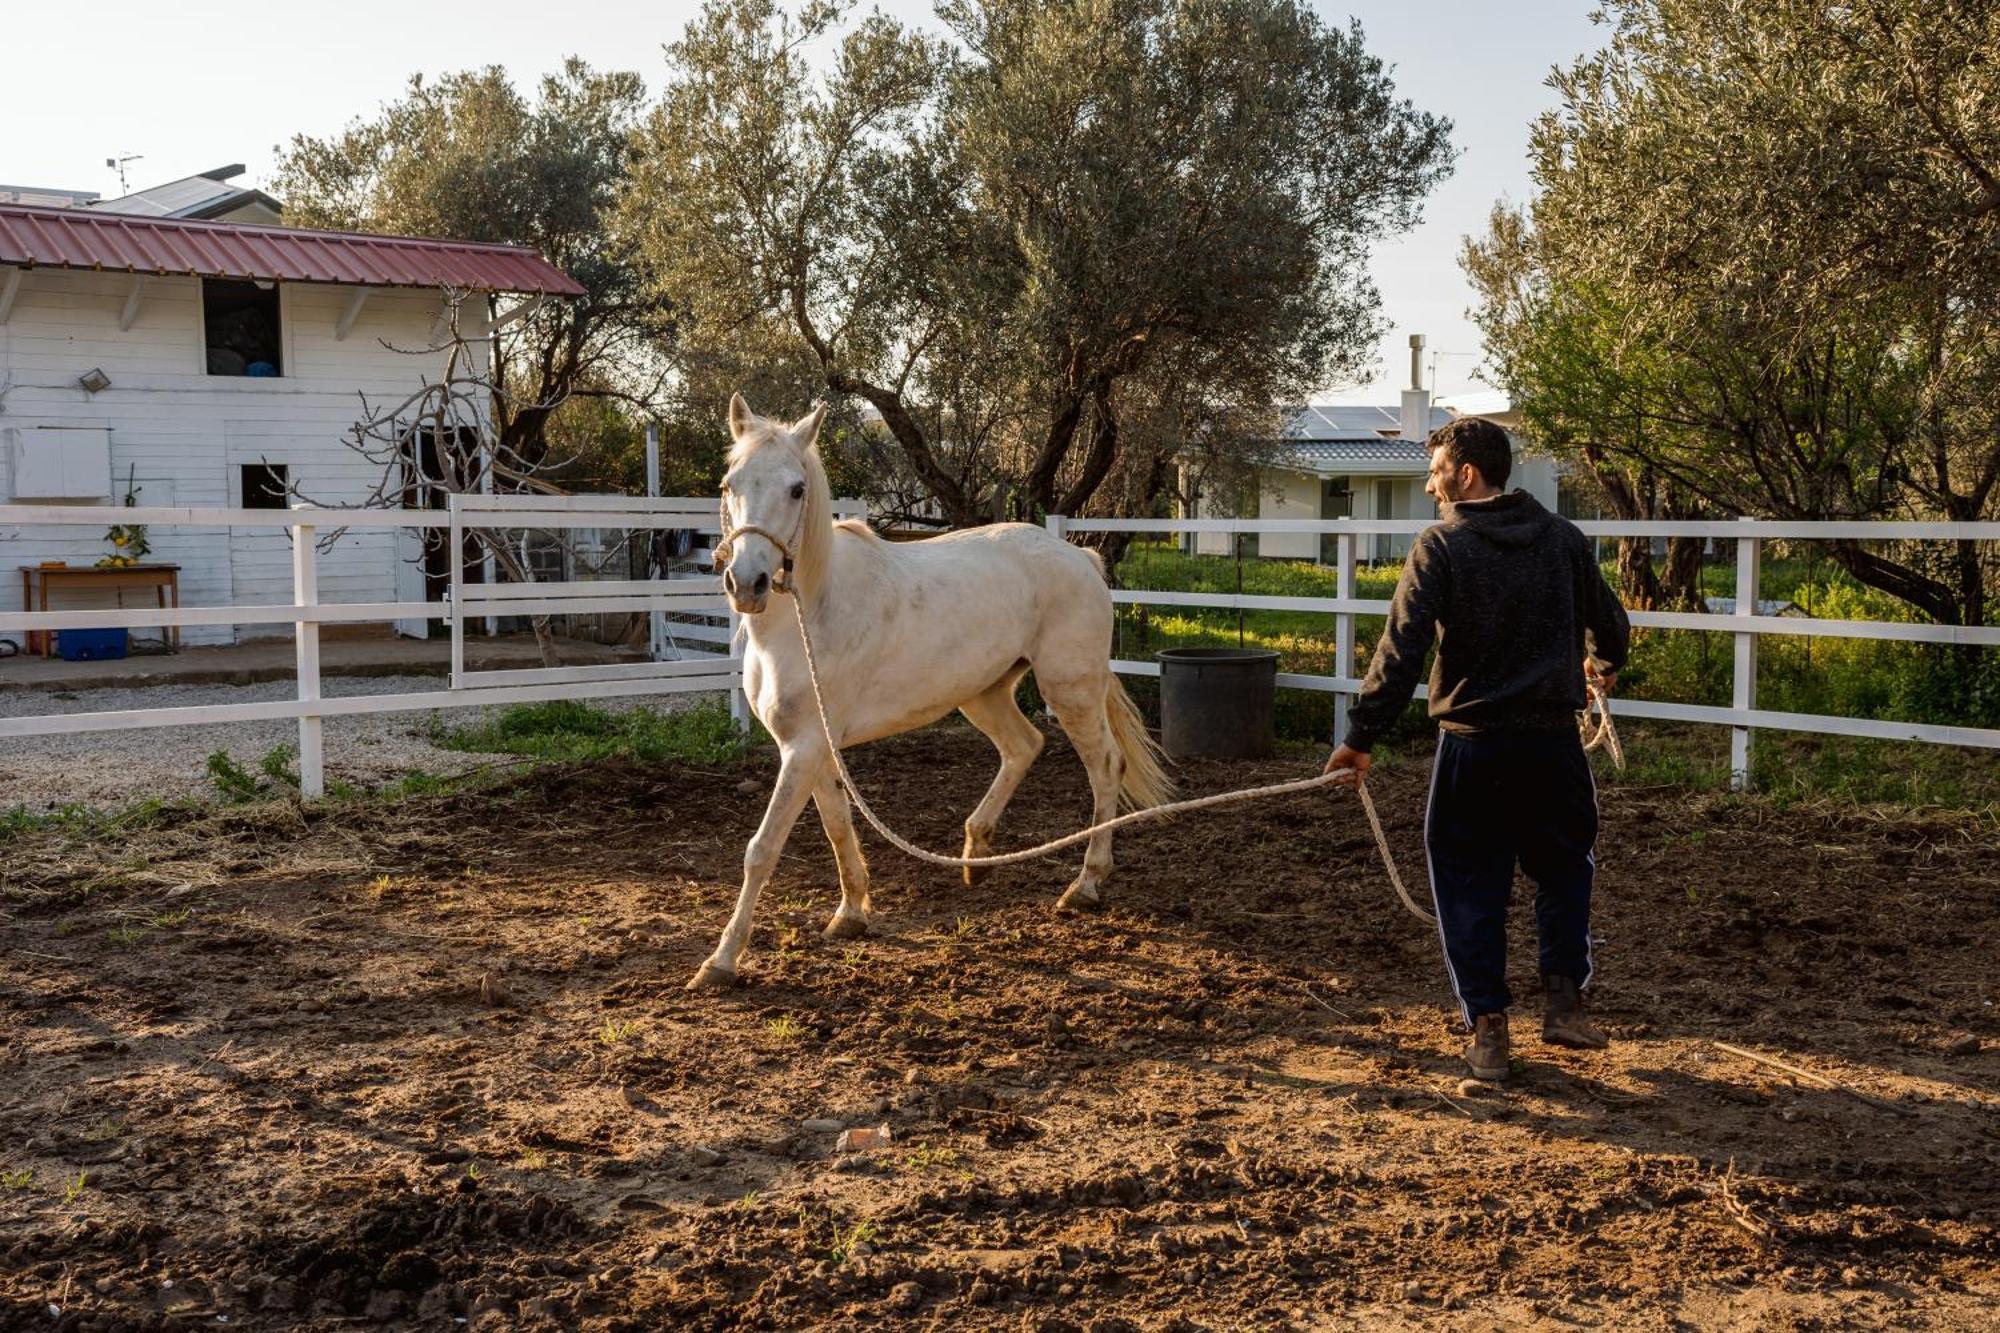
1427;417;1512;489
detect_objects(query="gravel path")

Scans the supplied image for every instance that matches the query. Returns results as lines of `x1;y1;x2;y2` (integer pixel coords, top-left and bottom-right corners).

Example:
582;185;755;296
0;677;724;811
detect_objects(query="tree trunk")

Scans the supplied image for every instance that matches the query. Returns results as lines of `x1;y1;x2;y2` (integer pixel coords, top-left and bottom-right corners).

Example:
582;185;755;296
1826;540;1965;625
826;371;981;527
1659;537;1704;611
1581;442;1660;608
1054;382;1119;518
483;538;564;669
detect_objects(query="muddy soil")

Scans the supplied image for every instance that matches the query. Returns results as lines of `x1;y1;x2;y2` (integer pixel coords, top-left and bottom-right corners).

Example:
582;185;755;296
2;724;1996;1330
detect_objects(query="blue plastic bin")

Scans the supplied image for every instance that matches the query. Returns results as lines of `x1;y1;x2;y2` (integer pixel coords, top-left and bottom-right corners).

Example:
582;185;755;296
56;629;128;661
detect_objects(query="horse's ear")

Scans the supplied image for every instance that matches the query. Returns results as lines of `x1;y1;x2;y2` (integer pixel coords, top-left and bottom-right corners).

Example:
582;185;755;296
791;401;828;453
728;392;756;439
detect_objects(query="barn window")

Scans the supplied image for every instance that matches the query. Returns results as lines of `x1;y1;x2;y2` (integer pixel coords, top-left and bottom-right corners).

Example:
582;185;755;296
241;463;290;509
204;279;283;377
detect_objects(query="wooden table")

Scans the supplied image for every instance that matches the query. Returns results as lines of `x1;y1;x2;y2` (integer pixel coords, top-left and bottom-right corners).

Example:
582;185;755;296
19;564;181;657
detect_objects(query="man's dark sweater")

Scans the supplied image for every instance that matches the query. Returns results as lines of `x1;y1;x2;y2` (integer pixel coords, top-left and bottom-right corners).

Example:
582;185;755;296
1342;490;1630;752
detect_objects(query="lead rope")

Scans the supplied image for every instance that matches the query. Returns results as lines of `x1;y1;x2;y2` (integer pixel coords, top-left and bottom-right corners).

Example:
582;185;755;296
783;593;1439;923
744;520;1622;928
1580;681;1625;770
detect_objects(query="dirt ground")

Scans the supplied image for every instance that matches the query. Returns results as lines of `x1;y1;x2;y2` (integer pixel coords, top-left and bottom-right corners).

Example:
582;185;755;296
2;723;1996;1331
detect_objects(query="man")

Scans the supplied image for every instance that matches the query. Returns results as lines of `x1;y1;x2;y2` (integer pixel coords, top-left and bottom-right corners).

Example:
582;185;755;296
1324;417;1630;1081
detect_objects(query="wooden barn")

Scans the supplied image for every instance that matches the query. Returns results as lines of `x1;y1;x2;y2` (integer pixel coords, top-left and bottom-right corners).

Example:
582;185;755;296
0;200;580;650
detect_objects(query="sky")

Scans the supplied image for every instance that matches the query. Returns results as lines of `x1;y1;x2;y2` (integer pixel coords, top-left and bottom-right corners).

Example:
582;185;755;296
1;0;1605;406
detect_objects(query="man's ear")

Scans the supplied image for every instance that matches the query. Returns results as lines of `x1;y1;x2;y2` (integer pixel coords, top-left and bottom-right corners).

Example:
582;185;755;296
791;401;828;452
728;392;756;439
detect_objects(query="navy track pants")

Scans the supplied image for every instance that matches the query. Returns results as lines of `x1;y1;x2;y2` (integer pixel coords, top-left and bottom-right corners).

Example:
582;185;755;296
1423;729;1599;1027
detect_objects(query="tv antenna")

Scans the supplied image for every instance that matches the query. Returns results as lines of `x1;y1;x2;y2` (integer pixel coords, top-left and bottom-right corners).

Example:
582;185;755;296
105;153;144;193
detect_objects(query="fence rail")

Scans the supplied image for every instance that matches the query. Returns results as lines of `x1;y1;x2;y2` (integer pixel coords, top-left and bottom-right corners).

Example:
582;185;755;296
1050;513;2000;786
5;504;1993;802
0;498;799;796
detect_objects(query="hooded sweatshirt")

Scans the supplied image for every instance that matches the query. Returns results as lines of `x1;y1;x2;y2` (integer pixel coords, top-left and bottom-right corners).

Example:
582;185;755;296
1341;489;1630;752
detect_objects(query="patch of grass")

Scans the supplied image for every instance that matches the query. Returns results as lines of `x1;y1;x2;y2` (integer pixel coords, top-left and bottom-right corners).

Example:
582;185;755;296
439;698;754;768
764;1015;807;1044
104;924;150;948
0;1169;32;1190
1603;720;2000;820
0;797;171;846
902;1145;971;1181
205;751;261;803
828;1218;879;1266
60;1171;87;1205
82;1116;124;1142
516;1148;551;1171
597;1017;640;1045
150;908;190;929
258;744;301;789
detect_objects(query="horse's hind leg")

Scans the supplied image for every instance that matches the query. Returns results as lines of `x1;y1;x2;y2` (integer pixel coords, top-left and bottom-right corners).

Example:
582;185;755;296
958;668;1045;886
814;775;873;939
689;741;827;992
1041;673;1121;912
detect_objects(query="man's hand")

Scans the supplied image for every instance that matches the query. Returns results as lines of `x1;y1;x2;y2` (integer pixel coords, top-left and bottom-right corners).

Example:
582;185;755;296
1586;662;1618;696
1323;744;1371;788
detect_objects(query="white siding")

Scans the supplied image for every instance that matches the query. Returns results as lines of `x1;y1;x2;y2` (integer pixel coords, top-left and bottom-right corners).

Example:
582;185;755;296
1256;468;1321;561
0;269;479;646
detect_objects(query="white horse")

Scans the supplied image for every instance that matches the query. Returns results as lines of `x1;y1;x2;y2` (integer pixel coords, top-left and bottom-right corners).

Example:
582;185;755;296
687;394;1173;992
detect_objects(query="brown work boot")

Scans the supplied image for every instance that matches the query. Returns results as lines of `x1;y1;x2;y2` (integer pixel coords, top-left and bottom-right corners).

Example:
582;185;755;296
1464;1012;1511;1082
1542;974;1610;1049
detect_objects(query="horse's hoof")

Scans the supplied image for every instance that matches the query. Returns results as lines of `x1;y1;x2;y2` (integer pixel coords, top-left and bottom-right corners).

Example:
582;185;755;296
963;836;992;886
1057;880;1103;913
823;912;870;940
685;961;738;993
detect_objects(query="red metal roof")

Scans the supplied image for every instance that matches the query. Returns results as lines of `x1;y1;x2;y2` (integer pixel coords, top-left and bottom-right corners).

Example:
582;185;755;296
0;203;585;296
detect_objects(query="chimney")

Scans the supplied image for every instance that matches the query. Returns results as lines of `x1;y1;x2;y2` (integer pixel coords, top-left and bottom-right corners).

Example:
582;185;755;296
1400;333;1430;443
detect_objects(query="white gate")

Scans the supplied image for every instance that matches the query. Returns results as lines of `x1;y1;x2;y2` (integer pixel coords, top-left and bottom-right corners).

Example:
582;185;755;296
444;493;742;704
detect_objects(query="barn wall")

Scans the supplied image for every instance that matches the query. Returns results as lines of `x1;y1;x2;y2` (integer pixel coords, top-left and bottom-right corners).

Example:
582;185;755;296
0;270;487;646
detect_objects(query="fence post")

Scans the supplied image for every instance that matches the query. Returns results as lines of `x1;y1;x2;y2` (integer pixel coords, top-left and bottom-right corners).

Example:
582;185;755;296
1731;520;1761;790
1333;520;1355;747
1045;513;1068;544
290;510;325;799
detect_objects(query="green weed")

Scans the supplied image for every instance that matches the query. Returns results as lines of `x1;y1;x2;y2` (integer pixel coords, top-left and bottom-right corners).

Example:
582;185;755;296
828;1218;879;1266
439;698;754;768
204;751;260;803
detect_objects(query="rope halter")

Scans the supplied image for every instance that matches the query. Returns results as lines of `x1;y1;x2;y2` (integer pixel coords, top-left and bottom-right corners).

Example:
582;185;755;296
712;484;802;595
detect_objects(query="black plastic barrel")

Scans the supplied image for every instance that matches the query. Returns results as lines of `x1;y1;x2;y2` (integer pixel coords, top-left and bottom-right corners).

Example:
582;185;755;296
1156;647;1279;759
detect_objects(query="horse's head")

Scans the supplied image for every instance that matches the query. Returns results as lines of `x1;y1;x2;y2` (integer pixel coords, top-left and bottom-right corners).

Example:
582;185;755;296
719;391;829;615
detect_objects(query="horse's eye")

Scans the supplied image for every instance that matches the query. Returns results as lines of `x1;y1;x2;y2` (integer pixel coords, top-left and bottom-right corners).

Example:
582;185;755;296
790;482;806;500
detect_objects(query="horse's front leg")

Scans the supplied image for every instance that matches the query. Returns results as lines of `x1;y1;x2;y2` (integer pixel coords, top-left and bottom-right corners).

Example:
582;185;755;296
814;775;873;939
688;742;829;992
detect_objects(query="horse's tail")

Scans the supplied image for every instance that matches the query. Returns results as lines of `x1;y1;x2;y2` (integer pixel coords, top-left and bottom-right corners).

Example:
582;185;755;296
1106;676;1174;810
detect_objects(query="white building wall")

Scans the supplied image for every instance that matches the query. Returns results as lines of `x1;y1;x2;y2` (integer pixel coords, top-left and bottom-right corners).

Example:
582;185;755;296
1256;468;1320;561
0;270;483;646
1514;453;1560;512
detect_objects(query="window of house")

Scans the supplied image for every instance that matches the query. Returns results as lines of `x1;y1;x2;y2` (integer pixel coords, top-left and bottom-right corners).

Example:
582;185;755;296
241;462;290;509
204;279;283;377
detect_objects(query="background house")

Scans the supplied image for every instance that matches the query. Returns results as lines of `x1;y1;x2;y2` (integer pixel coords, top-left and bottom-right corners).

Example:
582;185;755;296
1183;346;1560;564
0;197;581;648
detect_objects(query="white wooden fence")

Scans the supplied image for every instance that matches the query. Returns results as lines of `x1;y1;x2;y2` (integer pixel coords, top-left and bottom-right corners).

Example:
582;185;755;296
0;496;859;798
4;505;1992;802
1049;514;2000;788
